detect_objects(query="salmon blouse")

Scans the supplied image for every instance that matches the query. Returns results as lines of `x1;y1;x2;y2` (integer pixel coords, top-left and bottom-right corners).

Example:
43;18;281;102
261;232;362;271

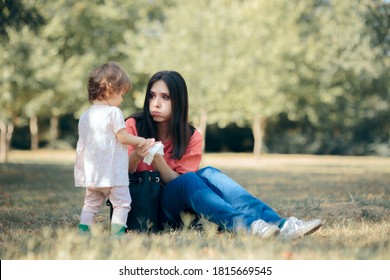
125;117;203;175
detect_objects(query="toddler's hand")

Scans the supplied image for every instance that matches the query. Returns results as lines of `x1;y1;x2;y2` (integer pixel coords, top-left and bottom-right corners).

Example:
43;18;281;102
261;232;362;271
134;138;155;159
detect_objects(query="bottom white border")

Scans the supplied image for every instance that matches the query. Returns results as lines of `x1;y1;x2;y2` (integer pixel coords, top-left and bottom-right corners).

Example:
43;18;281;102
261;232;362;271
1;260;388;280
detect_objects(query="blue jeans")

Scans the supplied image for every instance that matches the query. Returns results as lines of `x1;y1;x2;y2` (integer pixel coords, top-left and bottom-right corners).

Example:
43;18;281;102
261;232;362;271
161;166;285;232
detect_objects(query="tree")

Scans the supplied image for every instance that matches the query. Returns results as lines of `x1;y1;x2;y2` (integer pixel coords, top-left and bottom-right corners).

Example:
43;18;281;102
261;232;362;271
226;0;308;154
0;0;45;161
34;0;168;147
1;0;164;160
133;0;335;155
284;0;388;154
132;0;260;149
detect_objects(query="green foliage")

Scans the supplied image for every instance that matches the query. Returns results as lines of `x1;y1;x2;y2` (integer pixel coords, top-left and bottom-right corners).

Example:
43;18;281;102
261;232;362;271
0;0;388;155
0;0;45;39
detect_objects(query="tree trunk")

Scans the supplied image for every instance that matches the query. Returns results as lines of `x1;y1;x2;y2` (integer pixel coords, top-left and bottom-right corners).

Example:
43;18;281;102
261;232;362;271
0;120;14;163
252;115;266;155
30;115;39;150
6;122;13;151
49;115;59;149
196;111;208;152
0;120;7;163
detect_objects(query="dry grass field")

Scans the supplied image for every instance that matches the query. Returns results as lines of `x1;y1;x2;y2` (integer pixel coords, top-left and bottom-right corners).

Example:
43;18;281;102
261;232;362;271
0;150;389;260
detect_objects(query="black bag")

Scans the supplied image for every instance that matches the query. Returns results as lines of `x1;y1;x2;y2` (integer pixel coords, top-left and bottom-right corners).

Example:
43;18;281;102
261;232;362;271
106;171;162;232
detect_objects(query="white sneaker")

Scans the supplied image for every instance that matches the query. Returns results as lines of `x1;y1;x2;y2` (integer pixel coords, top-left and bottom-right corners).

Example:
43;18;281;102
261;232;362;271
251;219;280;239
278;217;322;240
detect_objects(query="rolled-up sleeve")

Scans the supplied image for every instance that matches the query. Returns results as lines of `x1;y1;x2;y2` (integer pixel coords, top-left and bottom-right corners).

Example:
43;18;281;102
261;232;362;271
125;118;138;156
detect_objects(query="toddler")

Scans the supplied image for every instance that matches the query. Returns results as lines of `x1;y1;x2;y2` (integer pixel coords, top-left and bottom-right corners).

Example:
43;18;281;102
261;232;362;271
74;62;153;238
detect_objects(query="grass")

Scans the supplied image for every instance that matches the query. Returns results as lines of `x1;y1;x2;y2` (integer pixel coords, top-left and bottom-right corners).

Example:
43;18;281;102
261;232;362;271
0;150;389;260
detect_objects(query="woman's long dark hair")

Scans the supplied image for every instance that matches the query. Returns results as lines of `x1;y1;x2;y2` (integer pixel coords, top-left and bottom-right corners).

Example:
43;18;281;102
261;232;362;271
131;70;192;160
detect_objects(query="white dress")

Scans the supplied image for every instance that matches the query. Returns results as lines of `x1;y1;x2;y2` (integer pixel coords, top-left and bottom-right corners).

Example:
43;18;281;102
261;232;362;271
74;105;129;188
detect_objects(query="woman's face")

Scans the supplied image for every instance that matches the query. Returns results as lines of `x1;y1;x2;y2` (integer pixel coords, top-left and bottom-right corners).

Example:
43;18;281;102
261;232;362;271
149;80;172;124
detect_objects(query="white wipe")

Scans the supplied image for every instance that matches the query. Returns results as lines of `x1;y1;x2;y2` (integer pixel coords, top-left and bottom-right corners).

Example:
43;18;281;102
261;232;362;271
143;141;164;165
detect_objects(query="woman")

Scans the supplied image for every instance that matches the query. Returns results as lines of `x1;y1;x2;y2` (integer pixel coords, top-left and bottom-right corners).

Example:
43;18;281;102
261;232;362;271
125;70;323;240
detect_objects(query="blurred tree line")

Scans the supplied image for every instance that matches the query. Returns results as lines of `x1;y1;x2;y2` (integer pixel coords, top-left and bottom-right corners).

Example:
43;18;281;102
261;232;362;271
1;0;389;162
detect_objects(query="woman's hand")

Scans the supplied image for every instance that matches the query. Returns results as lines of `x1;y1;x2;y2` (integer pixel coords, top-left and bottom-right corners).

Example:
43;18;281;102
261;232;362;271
152;154;179;184
128;138;155;173
134;138;155;159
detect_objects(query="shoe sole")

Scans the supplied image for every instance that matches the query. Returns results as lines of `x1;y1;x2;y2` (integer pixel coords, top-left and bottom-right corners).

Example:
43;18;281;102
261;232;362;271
303;222;322;237
295;220;323;239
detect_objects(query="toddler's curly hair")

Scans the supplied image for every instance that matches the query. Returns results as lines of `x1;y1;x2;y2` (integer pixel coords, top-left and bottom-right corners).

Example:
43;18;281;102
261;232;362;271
87;62;132;103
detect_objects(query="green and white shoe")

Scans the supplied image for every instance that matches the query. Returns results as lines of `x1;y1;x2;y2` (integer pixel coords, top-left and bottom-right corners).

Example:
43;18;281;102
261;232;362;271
110;224;127;240
78;224;91;238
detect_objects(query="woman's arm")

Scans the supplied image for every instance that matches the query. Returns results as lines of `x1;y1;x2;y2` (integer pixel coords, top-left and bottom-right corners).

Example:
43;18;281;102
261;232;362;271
152;154;180;184
152;130;203;183
128;138;155;173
